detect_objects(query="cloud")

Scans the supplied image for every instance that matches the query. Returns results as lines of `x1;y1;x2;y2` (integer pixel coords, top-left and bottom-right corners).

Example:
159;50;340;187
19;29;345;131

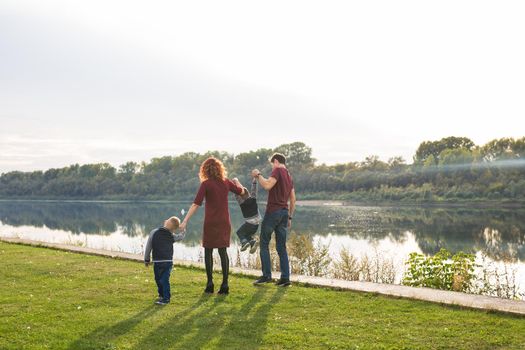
1;1;524;173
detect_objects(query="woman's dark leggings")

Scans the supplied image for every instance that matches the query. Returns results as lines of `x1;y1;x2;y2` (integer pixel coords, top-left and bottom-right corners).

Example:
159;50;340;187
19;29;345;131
204;247;229;286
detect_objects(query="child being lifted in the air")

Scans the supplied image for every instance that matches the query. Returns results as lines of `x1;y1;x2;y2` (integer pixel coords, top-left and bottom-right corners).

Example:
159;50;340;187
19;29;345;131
232;177;261;254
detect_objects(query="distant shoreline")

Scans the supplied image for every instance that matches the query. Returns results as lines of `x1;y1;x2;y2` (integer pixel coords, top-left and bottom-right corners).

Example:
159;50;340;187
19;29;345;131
0;197;523;209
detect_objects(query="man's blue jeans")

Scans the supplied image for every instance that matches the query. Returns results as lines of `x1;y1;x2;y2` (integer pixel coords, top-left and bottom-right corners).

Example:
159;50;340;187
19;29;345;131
259;208;290;280
153;262;173;301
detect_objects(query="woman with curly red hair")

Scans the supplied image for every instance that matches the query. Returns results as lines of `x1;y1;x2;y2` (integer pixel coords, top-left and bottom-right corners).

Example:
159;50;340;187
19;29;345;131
180;157;244;295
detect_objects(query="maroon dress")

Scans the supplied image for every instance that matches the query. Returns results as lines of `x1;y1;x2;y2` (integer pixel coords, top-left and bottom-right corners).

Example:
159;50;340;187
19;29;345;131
193;178;243;248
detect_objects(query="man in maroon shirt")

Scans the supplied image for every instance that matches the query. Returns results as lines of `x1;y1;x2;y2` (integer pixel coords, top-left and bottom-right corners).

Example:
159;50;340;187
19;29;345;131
251;153;296;287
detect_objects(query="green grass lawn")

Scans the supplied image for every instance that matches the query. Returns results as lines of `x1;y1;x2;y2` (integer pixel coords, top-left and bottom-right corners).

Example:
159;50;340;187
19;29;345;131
1;242;524;350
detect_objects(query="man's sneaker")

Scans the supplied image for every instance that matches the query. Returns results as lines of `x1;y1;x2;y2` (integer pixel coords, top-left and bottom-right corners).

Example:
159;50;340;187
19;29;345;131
275;279;291;287
253;276;272;285
240;241;250;252
156;296;163;302
249;240;259;254
155;299;170;305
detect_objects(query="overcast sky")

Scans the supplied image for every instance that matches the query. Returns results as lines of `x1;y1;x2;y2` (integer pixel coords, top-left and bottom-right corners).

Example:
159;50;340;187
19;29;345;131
1;1;524;173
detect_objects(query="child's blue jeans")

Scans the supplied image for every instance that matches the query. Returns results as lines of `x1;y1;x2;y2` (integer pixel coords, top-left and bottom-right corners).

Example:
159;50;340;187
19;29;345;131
153;262;173;302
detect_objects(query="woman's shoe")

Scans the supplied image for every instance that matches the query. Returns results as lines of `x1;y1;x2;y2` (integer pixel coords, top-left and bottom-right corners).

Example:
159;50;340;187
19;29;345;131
204;283;214;294
218;284;229;295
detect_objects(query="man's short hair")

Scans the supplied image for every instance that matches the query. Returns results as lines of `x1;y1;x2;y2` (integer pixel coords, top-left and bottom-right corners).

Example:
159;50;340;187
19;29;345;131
270;153;286;164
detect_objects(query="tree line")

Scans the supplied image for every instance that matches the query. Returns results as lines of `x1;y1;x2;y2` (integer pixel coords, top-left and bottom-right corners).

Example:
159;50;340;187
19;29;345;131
1;137;524;202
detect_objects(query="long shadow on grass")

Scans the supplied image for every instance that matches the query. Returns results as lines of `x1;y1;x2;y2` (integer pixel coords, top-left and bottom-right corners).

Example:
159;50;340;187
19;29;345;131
213;287;286;349
67;294;208;350
132;287;285;349
131;292;226;350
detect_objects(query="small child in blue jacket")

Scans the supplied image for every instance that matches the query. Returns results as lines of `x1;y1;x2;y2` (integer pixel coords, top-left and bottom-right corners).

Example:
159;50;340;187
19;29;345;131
144;216;185;305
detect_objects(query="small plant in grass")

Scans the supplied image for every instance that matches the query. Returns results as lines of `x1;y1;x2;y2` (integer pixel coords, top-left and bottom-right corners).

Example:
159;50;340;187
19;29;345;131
287;233;331;276
235;246;262;270
65;234;86;247
332;249;397;283
402;248;476;292
332;249;360;280
476;254;523;300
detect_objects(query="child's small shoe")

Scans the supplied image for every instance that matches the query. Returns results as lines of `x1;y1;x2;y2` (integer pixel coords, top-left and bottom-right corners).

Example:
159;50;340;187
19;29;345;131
218;283;229;295
249;239;259;254
240;240;250;251
204;282;214;294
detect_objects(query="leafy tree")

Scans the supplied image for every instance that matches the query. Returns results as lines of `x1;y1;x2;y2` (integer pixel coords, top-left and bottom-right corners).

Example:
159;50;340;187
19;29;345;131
513;137;525;158
118;162;140;181
414;136;475;164
273;142;315;170
481;137;521;161
387;156;406;170
361;155;388;171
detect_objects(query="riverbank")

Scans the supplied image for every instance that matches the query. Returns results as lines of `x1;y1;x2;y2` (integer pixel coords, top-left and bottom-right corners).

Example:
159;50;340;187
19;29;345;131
2;241;525;349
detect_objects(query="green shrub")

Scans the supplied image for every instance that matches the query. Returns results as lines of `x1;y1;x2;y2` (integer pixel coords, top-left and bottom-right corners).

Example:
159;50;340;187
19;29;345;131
402;248;476;292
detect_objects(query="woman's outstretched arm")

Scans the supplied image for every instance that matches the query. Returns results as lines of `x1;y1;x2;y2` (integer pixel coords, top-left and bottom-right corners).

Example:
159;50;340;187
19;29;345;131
179;203;200;231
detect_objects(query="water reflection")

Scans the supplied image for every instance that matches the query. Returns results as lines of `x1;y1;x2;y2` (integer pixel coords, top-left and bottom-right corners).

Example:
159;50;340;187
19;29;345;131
0;201;524;262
